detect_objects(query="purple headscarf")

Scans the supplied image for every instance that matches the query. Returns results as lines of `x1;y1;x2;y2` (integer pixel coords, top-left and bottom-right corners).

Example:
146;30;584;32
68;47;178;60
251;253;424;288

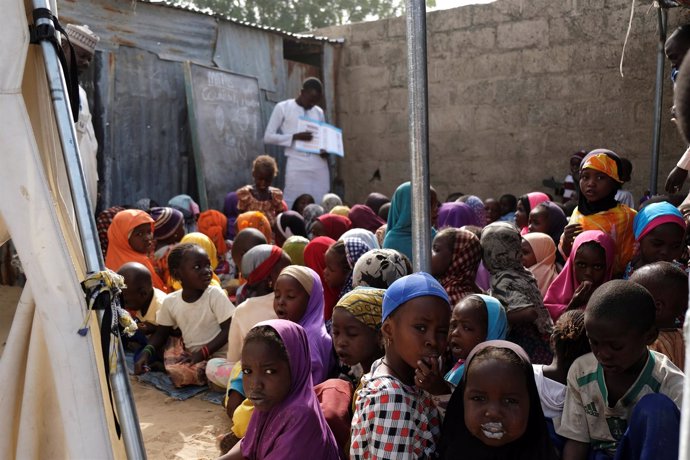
348;204;385;233
438;202;480;229
461;195;486;228
278;266;334;384
223;191;239;239
241;320;340;460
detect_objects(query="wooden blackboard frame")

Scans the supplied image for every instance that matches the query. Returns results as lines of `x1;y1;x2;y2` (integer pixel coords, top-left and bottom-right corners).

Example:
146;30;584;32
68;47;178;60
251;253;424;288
183;62;264;211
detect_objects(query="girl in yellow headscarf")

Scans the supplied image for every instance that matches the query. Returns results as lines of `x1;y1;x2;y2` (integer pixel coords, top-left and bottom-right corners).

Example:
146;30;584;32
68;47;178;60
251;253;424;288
169;232;222;291
561;149;636;275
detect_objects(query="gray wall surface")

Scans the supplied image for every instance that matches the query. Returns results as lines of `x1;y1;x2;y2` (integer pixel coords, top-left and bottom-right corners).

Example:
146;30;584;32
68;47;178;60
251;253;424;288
316;0;690;205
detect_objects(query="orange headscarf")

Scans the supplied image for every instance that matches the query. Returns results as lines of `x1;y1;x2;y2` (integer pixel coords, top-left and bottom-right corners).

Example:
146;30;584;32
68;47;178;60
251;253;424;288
105;209;167;292
197;209;228;255
237;211;273;242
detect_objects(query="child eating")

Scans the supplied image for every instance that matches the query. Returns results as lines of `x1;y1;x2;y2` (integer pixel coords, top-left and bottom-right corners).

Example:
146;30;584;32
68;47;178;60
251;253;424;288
630;261;689;370
558;280;683;460
220;320;340;460
438;340;558;459
350;272;450;459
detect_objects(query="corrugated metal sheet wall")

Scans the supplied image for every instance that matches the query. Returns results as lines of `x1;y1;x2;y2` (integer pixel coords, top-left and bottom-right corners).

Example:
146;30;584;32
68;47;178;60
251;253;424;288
59;0;340;211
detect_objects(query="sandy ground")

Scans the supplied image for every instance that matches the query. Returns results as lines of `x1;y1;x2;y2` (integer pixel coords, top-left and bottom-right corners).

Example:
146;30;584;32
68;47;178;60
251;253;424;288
2;284;230;460
131;379;231;460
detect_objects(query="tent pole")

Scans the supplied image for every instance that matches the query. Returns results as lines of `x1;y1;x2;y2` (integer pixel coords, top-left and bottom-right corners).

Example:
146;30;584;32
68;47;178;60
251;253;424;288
406;0;431;272
650;6;668;195
31;4;147;459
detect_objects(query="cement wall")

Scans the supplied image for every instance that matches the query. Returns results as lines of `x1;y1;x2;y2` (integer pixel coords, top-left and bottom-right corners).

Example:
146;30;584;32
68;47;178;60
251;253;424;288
317;0;690;204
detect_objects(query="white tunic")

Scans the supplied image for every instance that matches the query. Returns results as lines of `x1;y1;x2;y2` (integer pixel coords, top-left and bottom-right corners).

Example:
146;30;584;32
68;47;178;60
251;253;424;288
263;99;330;207
76;86;99;207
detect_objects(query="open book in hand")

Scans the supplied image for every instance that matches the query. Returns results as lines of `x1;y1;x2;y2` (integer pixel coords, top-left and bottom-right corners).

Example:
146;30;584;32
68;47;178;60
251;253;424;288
294;116;344;158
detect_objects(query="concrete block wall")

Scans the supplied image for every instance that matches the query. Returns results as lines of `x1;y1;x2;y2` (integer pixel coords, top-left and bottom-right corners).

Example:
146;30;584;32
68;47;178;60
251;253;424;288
316;0;690;204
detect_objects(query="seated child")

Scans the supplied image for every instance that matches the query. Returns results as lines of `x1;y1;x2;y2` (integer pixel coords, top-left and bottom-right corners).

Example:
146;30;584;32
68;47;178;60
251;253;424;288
561;149;637;276
236;211;273;244
330;205;351;217
118;261;166;336
274;211;308;247
544;230;615;321
625;201;686;278
444;294;508;388
484;198;501;224
323;240;350;320
301;203;325;238
205;244;291;389
437;202;480;229
332;236;376;298
534;311;591;453
134;243;235;387
348;204;385;233
280;235;309;266
364;192;390;216
236;155;284;228
149;206;185;289
481;222;553;364
291;193;315;215
558;280;683;460
350;272;450;459
197;209;229;261
230;228;268;303
438;340;558;460
498;194;517;223
274;266;336;384
304;236;339;322
630;262;689;370
105;209;166;292
322;193;343;212
311;214;352;240
339;227;380;250
528;201;569;250
431;228;482;304
171;232;223;291
522;232;559;297
220;320;340;460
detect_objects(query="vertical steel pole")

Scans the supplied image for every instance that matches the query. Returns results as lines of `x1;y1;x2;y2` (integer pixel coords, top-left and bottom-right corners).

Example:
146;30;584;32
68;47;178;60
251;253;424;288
31;4;146;459
650;7;667;195
406;0;431;272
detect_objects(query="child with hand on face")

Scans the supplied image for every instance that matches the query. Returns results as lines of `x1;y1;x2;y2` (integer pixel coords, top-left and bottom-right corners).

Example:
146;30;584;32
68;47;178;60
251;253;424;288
631;261;689;370
558;280;684;460
134;243;235;387
561;149;636;276
544;230;615;321
625;201;686;278
438;340;558;460
236;155;284;228
350;273;450;459
219;320;340;460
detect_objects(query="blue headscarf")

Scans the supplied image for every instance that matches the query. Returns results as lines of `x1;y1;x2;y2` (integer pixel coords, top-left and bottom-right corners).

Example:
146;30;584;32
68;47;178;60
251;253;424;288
383;182;436;263
633;201;685;241
382;272;449;321
444;294;508;386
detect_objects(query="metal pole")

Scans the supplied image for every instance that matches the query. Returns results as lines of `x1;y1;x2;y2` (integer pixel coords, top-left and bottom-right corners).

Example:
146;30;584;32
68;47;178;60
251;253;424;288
31;4;146;459
406;0;431;272
650;7;667;195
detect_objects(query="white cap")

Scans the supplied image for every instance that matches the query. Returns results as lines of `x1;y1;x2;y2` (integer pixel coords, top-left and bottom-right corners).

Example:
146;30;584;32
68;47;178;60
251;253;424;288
65;24;100;55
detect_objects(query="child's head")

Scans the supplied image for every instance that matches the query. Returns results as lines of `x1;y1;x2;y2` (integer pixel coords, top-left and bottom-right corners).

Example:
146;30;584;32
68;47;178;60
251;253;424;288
381;273;450;376
231;228;268;269
118;262;154;310
242;323;292;412
618;158;633;183
241;244;290;292
352;248;412;289
484;198;501;224
462;343;532;447
520;237;537;268
633;201;686;266
128;223;154;255
291;194;315;215
331;287;385;369
585;280;658;374
665;25;690;70
480;222;523;273
498;194;517;216
378;202;391;221
252;155;278;192
570;230;614;287
578;150;623;204
630;262;688;329
551;310;591;369
431;228;456;277
448;294;508;364
569;150;587;177
273;266;320;325
324;241;349;289
149;207;185;246
167;243;212;291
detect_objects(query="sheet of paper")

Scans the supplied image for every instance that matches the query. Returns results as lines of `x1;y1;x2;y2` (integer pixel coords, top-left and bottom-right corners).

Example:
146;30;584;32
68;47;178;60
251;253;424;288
295;117;344;157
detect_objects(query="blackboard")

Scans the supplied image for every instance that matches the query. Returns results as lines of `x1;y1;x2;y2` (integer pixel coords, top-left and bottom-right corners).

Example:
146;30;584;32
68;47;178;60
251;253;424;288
184;62;264;210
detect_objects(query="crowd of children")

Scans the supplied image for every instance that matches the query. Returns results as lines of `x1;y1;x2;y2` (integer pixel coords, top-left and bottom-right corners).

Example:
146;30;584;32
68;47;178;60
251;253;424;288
92;141;690;460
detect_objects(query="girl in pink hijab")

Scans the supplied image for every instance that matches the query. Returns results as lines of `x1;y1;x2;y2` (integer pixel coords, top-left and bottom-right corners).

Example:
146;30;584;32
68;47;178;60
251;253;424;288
543;230;615;321
516;192;550;234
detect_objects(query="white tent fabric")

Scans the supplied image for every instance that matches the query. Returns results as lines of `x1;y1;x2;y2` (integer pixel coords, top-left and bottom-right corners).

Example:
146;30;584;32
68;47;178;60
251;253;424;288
0;0;125;458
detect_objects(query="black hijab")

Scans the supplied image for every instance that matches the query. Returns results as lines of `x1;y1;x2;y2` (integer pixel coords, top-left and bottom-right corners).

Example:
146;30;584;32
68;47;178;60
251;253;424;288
437;341;558;460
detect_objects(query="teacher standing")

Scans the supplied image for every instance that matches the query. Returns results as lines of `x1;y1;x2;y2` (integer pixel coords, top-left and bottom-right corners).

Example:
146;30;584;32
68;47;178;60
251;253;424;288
263;77;329;209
